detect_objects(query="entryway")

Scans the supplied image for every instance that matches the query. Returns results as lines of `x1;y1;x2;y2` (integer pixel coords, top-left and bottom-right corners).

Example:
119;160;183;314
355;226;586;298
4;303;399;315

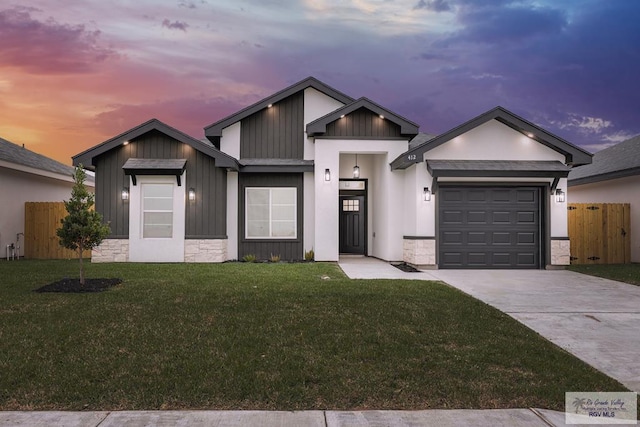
339;180;367;255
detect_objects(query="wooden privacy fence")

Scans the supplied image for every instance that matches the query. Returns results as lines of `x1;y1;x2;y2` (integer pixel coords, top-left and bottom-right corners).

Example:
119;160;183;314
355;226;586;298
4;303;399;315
24;202;92;259
568;203;630;264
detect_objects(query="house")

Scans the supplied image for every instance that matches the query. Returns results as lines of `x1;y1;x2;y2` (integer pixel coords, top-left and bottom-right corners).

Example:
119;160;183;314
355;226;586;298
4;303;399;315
73;77;592;268
568;135;640;262
0;137;94;258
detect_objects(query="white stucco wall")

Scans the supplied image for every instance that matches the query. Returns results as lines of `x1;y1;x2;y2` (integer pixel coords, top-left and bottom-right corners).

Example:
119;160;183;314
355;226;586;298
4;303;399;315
304;87;346;161
219;122;241;158
314;139;407;261
0;166;88;258
425;120;566;162
303;171;315;256
569;175;640;262
226;171;239;260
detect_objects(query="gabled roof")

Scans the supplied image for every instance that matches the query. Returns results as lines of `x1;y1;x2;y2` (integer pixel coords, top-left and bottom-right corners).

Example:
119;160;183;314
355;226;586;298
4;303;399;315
306;97;420;137
0;136;85;183
569;134;640;186
73;118;239;170
390;106;593;170
204;76;354;139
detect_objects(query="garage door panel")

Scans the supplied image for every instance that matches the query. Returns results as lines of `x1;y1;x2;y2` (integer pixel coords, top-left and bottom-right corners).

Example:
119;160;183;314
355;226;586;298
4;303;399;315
467;211;488;223
468;232;488;245
517;232;535;245
439;187;541;269
517;189;537;203
442;231;463;244
442;210;463;224
517;211;536;223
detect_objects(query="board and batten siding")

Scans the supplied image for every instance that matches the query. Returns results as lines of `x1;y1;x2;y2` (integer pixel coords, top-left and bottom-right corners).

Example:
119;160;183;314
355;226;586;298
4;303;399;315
240;91;304;159
238;173;304;260
94;129;227;239
324;108;402;138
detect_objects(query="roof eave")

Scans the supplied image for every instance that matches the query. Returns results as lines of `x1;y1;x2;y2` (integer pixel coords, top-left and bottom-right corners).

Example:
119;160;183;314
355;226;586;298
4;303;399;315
306;97;419;137
204;77;354;139
390;106;593;170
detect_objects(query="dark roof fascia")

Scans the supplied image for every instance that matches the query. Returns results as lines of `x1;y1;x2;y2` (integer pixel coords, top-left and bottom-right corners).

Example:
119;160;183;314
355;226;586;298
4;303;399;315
240;164;315;173
427;160;570;179
306;97;420;137
73;119;239;171
239;158;314;173
568;167;640;187
204;77;355;139
390;106;593;170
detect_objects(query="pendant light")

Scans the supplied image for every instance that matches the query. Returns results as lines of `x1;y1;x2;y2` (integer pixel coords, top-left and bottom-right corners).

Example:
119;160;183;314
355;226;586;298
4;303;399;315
353;154;360;178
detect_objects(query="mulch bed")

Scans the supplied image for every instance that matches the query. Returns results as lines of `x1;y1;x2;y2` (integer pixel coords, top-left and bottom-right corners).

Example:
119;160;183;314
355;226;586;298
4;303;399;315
34;278;122;293
391;262;421;273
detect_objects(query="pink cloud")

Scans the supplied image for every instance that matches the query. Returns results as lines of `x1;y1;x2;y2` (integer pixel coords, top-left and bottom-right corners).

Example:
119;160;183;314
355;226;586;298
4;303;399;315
92;97;245;141
162;19;189;31
0;6;117;74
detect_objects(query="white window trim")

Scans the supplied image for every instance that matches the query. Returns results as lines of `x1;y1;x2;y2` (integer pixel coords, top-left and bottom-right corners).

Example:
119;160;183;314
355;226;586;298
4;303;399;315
245;187;297;240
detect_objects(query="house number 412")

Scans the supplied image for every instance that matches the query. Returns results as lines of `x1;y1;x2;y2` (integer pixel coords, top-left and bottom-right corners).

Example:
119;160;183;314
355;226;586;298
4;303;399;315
407;154;417;161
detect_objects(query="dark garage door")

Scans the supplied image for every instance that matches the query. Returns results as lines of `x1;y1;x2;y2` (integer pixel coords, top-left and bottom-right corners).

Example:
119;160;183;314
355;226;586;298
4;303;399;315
439;186;542;269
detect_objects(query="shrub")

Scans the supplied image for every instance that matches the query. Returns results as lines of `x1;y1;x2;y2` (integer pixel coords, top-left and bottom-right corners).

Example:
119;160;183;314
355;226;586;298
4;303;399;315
304;249;315;262
242;254;257;263
269;254;281;263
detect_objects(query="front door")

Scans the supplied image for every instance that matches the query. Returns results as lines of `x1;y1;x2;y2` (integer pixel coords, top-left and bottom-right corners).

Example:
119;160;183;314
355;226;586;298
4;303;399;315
339;195;366;254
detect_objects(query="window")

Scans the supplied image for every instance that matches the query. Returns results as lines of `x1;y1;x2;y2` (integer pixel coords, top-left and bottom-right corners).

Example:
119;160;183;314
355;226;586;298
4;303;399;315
246;187;296;239
142;183;173;238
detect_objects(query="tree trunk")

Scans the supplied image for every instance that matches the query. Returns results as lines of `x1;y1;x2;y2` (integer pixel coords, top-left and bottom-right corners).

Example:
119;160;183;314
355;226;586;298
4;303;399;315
79;242;85;286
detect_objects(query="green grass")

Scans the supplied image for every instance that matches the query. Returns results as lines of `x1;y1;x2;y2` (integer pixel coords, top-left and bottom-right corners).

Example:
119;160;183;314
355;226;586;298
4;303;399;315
0;260;626;411
569;263;640;286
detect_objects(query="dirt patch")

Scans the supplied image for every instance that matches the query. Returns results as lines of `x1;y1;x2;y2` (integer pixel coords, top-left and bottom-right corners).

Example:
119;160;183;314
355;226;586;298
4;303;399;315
391;263;421;273
34;278;122;293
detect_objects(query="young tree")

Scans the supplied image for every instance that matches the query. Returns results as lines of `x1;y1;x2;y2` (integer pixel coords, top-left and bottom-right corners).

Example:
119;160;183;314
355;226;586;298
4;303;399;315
57;165;111;286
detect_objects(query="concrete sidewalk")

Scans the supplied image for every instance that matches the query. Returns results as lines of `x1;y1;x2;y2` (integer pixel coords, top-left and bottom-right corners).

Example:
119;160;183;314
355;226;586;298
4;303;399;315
338;257;640;393
0;408;580;426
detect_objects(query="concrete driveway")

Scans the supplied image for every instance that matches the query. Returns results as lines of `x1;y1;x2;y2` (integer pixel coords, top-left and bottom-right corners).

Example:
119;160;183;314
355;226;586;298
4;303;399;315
427;269;640;392
338;258;640;392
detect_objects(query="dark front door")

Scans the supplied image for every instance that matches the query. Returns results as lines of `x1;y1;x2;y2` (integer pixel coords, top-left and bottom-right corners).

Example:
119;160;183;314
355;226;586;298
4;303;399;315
438;186;542;269
340;195;366;254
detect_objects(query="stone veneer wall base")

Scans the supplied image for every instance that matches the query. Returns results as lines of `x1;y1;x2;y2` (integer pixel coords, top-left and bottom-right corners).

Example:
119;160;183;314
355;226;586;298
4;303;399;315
184;239;228;263
91;239;129;263
550;239;571;266
403;238;436;267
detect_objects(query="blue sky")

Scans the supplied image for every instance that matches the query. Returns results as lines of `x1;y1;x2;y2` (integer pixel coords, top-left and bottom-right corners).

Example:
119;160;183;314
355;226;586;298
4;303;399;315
0;0;638;163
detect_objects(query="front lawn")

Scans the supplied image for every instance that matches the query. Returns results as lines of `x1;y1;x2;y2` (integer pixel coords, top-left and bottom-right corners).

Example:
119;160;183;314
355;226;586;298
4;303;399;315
569;263;640;286
0;260;625;411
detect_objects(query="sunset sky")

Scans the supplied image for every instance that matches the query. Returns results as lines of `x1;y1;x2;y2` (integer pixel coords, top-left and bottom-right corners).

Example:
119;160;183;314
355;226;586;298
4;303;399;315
1;0;638;165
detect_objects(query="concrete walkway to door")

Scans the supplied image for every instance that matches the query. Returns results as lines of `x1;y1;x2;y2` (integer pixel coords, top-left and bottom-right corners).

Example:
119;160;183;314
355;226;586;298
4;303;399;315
338;257;640;392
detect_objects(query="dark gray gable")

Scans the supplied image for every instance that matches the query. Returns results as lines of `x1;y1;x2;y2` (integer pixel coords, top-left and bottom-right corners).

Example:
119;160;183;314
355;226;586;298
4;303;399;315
390;106;593;170
204;76;354;140
73;118;238;170
306;97;419;137
569;134;640;186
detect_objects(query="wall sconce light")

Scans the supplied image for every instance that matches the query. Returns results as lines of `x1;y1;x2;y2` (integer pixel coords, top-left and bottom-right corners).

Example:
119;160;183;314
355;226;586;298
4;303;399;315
324;168;331;181
423;187;431;201
555;189;565;203
121;187;129;201
353;154;360;178
188;188;196;201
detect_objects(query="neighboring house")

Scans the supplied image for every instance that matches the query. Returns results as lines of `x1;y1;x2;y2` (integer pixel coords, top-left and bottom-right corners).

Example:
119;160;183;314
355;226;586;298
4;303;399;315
0;137;94;258
568;135;640;262
74;77;591;268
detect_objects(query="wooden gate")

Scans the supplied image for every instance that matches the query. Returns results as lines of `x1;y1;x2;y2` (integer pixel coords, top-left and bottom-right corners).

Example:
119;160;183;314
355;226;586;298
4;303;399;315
568;203;630;264
24;202;92;259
